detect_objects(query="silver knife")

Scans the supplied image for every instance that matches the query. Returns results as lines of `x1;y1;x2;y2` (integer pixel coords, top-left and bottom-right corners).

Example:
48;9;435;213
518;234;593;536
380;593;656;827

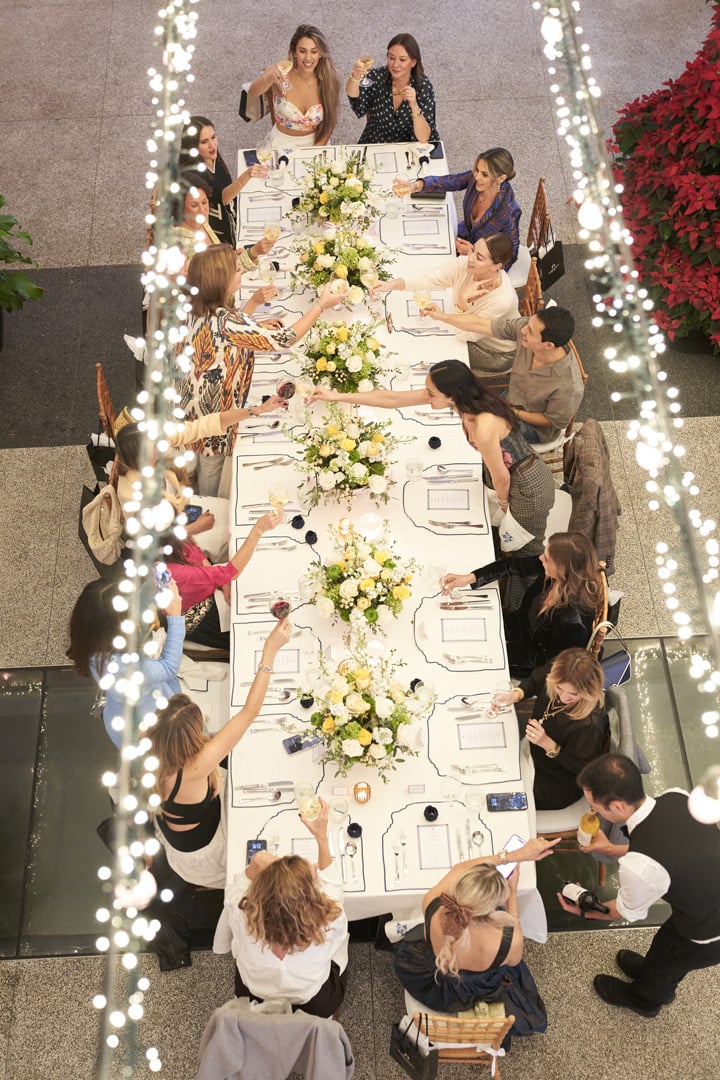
338;829;347;883
456;828;465;862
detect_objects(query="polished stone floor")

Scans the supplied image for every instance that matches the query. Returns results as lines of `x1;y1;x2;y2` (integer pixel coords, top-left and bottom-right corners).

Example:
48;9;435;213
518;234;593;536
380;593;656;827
1;0;719;1077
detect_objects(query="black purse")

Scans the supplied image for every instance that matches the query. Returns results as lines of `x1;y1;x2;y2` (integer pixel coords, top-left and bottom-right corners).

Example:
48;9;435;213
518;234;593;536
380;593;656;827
588;621;632;688
535;219;565;289
389;1015;438;1080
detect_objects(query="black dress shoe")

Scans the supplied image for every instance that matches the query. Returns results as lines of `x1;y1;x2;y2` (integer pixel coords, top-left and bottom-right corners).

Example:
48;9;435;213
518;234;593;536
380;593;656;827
616;949;645;980
593;975;661;1017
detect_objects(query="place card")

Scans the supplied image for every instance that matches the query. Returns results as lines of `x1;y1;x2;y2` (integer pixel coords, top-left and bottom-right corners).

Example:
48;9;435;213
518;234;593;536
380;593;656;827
441;618;487;642
245;205;283;223
369;150;398;174
457;721;507;751
292;837;318;861
427;489;470;510
253;648;300;673
403;218;441;237
417;823;451;869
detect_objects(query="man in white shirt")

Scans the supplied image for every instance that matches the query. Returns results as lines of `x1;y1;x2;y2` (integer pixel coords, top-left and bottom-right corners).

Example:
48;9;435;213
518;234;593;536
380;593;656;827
557;753;720;1017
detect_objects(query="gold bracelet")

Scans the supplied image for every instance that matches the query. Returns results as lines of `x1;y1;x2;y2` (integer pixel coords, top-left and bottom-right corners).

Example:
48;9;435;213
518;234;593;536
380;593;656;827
348;73;361;83
411;109;422;118
257;664;274;674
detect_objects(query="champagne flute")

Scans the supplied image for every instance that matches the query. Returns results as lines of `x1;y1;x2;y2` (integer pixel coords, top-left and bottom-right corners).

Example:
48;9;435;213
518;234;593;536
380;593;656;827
258;258;278;285
263;224;282;243
413;289;431;315
392;175;412;201
275;377;296;401
358;56;374;88
256;140;274;167
295;375;314;400
359;268;380;291
277;59;293;92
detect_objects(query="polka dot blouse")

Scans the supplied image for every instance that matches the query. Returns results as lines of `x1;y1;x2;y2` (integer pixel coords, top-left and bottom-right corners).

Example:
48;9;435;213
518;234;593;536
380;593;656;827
348;68;439;144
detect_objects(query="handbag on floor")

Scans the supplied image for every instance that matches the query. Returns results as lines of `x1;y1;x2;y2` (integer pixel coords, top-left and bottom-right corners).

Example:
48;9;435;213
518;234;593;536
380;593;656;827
389;1014;438;1080
535;220;565;290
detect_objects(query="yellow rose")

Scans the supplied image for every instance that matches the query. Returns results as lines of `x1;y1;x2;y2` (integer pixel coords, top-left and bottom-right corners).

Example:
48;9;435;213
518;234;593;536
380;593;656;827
321;717;336;734
356;597;371;612
328;690;344;704
318;443;333;456
318;193;329;204
391;690;406;704
366;337;380;350
373;549;391;565
353;667;372;682
366;443;380;457
404;573;413;583
335;326;349;342
312;240;326;255
372;432;385;443
392;584;411;600
358;728;372;746
359;577;375;592
299;253;309;263
340;437;356;451
334;264;349;279
326;423;340;437
316;357;328;372
312;259;324;271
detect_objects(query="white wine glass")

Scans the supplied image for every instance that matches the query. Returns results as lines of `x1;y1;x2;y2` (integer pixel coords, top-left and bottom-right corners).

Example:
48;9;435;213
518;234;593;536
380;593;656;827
392;175;412;202
277;59;293;92
256;140;274;167
258;257;278;285
268;483;289;512
413;289;431;315
359;268;380;291
358;56;374;88
263;223;282;243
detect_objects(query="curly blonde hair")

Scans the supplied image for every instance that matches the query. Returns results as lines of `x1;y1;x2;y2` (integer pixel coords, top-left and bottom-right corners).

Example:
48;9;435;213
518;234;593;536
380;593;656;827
434;865;516;979
151;694;220;809
539;532;603;617
545;648;605;720
239;855;342;953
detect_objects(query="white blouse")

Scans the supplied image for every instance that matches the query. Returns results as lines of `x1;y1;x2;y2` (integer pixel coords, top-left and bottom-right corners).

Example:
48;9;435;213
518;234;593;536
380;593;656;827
403;258;519;349
215;866;349;1004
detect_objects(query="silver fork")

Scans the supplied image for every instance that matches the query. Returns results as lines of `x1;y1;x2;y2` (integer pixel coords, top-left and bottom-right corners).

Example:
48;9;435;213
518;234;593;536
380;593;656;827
392;843;401;887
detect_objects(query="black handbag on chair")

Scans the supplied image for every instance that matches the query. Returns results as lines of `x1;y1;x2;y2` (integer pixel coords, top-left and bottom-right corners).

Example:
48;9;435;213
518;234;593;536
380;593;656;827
389;1015;438;1080
535;220;565;290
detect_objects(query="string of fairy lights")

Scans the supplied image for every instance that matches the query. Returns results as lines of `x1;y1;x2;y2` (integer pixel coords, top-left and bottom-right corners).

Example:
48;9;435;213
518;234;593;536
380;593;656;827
534;2;720;804
92;1;720;1070
93;2;200;1075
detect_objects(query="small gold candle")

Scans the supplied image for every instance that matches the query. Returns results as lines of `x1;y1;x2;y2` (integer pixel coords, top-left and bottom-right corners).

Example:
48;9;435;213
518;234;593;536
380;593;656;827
353;781;371;804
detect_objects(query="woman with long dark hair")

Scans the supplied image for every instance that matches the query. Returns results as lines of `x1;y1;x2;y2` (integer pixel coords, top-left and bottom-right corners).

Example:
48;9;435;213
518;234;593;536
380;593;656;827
179;116;269;246
151;618;291;887
442;531;604;675
311;359;554;555
347;33;439;143
248;25;340;147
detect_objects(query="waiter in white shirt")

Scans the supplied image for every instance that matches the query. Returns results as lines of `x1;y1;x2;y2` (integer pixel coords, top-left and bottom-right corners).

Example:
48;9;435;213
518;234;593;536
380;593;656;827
558;753;720;1017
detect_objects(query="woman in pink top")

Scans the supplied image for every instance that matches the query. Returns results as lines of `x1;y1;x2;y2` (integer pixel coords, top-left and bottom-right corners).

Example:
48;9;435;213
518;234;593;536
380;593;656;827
248;25;340;148
164;509;281;649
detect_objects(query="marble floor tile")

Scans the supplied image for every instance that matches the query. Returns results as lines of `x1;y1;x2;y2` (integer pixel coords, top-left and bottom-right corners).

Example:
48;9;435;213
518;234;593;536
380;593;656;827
88;115;157;266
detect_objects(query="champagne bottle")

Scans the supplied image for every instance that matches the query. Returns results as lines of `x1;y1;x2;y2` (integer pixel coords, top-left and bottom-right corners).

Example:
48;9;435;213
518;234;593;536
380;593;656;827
561;882;610;914
577;810;600;847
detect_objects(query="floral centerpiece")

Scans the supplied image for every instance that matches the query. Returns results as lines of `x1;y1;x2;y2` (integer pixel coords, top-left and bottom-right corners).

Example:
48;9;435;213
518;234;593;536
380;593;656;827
611;2;720;352
289;152;386;227
295;318;397;394
290;402;404;506
304;648;436;778
307;521;418;634
290;227;393;301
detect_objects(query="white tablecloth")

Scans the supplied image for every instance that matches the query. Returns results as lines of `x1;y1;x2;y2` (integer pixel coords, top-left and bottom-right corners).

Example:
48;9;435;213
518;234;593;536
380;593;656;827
224;144;547;943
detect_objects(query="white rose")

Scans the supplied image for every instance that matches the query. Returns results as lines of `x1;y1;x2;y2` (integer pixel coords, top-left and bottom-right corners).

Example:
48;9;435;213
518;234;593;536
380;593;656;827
329;176;339;188
350;462;368;480
346;692;370;716
368;474;387;494
376;603;392;622
357;256;373;273
341;738;364;758
356;541;371;559
319;471;338;490
324;224;338;240
374;697;395;719
330;703;349;722
373;725;394;744
357;440;371;456
339;578;359;600
330;160;345;176
395;721;415;749
359;233;376;249
346;355;363;373
358;378;374;393
345;422;360;438
368;743;387;760
317;253;334;269
347;285;364;305
363;557;382;577
316;596;335;618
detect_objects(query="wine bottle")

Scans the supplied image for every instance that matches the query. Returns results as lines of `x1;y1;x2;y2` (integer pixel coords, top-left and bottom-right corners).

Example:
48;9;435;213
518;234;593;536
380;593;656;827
561;882;610;915
577;810;600;847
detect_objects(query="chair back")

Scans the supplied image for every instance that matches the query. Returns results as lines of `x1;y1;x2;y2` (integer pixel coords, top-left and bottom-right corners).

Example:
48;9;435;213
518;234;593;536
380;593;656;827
519;257;544;317
588;563;610;658
526;178;551;252
95;362;117;438
413;1011;514;1068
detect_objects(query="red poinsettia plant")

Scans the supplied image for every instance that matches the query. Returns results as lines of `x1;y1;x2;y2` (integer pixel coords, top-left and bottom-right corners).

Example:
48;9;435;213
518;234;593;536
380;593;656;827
610;1;720;353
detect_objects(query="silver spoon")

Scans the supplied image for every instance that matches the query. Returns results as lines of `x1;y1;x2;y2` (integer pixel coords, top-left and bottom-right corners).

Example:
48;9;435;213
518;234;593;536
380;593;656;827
345;840;358;883
472;830;485;848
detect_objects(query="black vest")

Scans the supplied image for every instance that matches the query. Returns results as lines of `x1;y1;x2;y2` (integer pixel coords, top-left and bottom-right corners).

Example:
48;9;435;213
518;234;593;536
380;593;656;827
629;792;720;940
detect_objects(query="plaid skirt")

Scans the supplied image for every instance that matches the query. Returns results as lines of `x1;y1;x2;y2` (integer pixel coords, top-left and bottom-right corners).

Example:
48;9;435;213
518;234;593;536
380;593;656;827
484;455;554;557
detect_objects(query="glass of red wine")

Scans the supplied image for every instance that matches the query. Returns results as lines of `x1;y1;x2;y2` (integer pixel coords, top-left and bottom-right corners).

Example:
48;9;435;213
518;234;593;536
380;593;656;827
270;594;292;620
276;377;296;402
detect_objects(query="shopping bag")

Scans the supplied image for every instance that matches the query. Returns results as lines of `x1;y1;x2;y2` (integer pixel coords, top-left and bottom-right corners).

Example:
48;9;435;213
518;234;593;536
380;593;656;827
535;221;565;289
238;83;271;123
389;1015;438;1080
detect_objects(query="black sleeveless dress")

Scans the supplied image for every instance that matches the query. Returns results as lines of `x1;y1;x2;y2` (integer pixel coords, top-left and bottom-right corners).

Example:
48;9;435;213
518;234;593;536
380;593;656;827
393;897;547;1039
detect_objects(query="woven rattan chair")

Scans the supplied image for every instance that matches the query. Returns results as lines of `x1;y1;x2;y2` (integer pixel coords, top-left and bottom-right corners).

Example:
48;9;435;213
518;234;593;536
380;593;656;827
412;1011;514;1076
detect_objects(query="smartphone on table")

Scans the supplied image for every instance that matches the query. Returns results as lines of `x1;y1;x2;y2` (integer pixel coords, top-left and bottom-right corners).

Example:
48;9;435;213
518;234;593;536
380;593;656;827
486;791;529;813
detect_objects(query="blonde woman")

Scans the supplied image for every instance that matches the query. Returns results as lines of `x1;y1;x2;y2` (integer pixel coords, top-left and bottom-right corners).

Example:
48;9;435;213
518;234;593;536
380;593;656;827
509;648;609;811
248;25;340;148
220;799;349;1017
151;619;290;888
442;531;603;676
394;841;556;1035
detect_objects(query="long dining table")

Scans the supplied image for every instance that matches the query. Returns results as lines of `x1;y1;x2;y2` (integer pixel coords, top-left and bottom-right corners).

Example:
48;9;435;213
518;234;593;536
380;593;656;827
221;142;547;943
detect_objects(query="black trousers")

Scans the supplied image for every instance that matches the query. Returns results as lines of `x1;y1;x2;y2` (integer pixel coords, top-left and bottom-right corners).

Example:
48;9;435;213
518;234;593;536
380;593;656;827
186;596;230;651
630;917;720;1007
234;960;348;1018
